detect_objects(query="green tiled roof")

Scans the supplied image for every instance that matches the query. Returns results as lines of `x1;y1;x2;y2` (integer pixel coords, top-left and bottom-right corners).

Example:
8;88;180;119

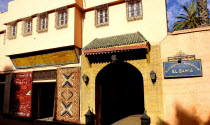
83;32;147;50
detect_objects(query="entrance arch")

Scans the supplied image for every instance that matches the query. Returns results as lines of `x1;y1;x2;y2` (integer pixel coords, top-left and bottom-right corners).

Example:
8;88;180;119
96;62;145;125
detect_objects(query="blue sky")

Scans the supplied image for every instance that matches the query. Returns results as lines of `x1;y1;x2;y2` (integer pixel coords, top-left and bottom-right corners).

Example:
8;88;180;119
167;0;210;32
0;0;12;12
0;0;209;32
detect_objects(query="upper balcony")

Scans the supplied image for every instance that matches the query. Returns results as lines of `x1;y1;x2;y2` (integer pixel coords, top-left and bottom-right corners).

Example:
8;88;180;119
2;0;82;56
3;0;82;23
83;0;120;9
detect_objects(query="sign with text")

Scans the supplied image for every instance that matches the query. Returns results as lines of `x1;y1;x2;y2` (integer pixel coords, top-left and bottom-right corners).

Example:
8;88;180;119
10;72;32;117
163;60;202;78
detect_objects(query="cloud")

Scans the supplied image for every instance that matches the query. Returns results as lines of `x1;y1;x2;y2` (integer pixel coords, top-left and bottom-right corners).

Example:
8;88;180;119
0;4;7;12
167;3;186;31
176;0;191;5
166;0;174;5
166;0;207;32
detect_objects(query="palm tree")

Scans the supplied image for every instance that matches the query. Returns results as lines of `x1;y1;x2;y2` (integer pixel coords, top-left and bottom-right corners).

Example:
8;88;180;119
172;0;200;31
197;0;209;26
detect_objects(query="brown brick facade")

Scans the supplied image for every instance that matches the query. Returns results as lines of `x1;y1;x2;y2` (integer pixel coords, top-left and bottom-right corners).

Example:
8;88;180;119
80;44;163;125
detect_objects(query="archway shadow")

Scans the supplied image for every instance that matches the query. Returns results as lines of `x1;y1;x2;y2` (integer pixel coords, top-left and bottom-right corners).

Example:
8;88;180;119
96;62;145;125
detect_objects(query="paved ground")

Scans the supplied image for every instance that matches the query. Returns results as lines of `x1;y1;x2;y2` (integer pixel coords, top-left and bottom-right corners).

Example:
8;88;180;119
0;118;38;125
0;118;79;125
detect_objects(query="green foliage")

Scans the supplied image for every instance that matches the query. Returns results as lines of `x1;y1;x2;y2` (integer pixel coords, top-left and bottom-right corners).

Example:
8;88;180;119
172;0;200;31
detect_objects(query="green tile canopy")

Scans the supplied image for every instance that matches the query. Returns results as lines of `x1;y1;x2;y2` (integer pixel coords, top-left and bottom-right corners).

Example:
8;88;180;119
83;32;149;55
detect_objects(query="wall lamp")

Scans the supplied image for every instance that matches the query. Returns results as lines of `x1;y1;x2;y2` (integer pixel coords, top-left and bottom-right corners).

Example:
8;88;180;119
82;74;89;85
150;70;156;84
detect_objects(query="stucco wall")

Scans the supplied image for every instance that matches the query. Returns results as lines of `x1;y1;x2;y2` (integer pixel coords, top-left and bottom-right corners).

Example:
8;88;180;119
81;1;167;124
74;7;83;48
4;8;75;55
0;30;81;72
4;0;77;23
0;13;6;31
0;0;83;72
0;33;14;71
83;0;119;8
161;27;210;125
83;0;167;47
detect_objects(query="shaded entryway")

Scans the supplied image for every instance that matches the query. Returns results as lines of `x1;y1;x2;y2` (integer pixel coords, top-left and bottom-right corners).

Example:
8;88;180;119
32;83;55;119
96;62;145;125
0;84;4;116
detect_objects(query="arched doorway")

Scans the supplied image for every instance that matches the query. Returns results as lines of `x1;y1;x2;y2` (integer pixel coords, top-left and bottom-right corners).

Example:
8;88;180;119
96;62;145;125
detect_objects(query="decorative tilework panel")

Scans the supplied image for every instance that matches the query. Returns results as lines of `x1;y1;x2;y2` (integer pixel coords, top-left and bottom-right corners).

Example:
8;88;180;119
10;72;32;117
55;67;80;123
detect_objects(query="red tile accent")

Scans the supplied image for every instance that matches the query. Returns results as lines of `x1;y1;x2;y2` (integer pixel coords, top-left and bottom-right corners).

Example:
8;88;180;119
83;44;147;55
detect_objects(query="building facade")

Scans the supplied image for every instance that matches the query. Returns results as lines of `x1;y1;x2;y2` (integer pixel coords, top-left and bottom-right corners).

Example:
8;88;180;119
0;0;83;123
0;0;210;125
81;0;167;124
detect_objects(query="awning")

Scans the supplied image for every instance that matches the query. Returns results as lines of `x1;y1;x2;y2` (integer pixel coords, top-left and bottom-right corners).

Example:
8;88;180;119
83;32;149;55
9;46;80;69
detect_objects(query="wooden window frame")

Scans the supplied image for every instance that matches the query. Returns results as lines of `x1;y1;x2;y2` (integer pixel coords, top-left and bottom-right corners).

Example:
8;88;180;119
37;13;48;33
95;4;109;27
55;7;68;29
7;22;17;40
126;0;143;21
22;17;32;36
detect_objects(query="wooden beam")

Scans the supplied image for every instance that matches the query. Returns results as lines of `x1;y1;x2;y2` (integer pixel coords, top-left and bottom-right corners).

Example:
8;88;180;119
3;74;12;115
84;0;125;12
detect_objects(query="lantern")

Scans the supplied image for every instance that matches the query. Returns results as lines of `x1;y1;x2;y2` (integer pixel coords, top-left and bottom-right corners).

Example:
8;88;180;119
85;108;95;125
140;111;151;125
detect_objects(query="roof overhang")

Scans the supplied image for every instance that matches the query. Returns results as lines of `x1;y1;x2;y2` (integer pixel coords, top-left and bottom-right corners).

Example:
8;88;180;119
8;46;80;69
82;32;150;56
83;43;149;55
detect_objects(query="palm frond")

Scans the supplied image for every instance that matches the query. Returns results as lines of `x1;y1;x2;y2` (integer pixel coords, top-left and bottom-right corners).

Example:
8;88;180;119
172;0;200;32
175;16;188;20
181;5;191;16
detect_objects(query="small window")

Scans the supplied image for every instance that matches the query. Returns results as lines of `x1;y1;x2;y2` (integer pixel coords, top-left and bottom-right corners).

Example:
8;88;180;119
26;20;32;33
59;11;67;25
95;4;109;27
22;18;32;36
40;16;47;30
97;9;108;24
7;22;17;39
37;13;48;33
55;7;68;29
126;0;142;21
11;24;17;37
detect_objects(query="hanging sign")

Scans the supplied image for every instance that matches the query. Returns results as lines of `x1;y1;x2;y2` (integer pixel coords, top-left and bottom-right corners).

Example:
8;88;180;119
163;56;202;78
55;67;80;123
10;72;32;117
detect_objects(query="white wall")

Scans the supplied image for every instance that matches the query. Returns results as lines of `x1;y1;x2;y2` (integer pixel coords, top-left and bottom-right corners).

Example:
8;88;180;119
5;8;75;55
83;0;168;47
